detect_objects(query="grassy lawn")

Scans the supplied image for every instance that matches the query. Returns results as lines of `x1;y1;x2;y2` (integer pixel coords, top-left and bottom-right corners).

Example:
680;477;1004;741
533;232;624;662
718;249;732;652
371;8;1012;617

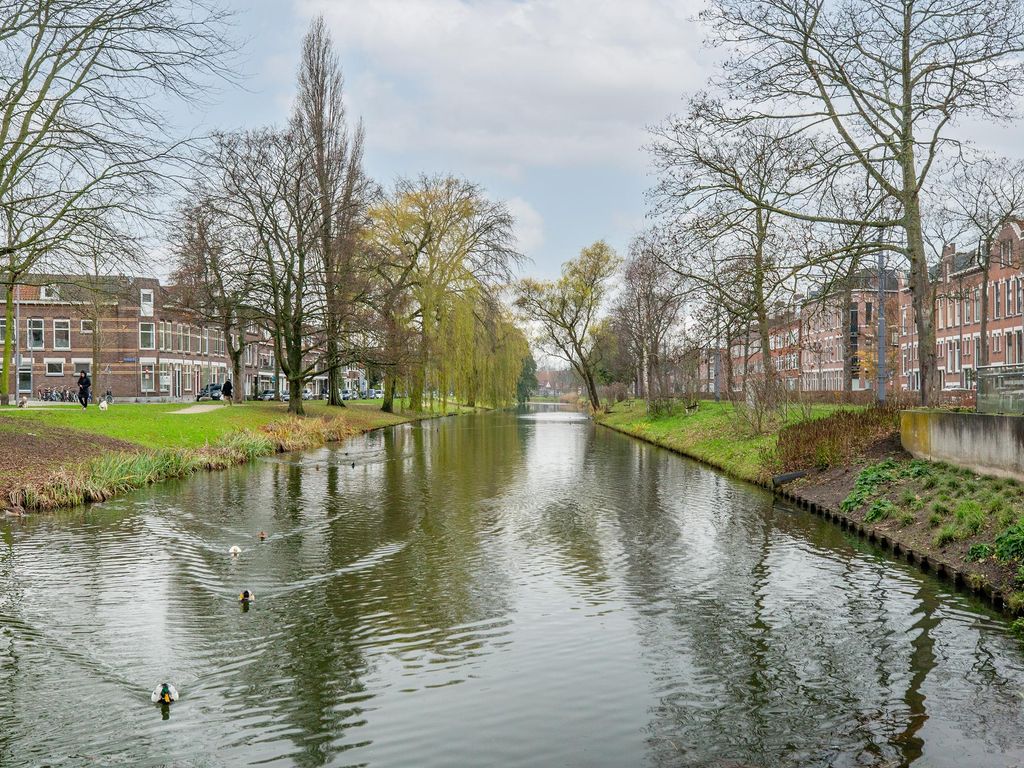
0;399;441;450
597;399;854;483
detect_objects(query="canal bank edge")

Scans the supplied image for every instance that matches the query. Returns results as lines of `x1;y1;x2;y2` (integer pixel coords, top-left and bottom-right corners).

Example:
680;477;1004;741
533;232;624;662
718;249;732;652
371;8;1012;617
1;406;467;516
594;412;1022;618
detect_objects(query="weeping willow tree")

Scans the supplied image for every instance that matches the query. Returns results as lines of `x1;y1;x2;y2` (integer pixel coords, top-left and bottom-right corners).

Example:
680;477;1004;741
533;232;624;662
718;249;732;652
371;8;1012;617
442;288;529;410
366;175;522;412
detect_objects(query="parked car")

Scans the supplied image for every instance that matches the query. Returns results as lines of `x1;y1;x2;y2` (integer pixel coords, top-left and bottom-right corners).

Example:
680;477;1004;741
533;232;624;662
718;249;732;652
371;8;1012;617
257;389;277;401
301;388;315;400
281;390;290;401
196;383;222;402
341;389;353;400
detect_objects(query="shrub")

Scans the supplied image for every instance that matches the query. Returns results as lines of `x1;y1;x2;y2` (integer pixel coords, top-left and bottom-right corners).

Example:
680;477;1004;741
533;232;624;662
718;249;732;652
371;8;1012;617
954;500;985;536
1009;595;1024;616
865;499;897;523
899;489;918;506
932;501;951;516
998;508;1017;530
934;524;958;547
995;521;1024;562
923;475;939;490
928;512;944;527
775;405;899;472
897;511;916;527
965;543;994;562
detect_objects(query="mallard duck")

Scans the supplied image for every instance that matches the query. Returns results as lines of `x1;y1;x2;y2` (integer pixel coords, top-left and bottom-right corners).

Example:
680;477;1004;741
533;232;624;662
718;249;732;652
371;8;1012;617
151;682;179;704
238;589;255;602
257;531;267;541
229;545;241;556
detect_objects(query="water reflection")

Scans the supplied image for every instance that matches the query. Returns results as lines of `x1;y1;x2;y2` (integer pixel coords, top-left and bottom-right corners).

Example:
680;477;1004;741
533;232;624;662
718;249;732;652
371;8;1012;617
0;405;1022;766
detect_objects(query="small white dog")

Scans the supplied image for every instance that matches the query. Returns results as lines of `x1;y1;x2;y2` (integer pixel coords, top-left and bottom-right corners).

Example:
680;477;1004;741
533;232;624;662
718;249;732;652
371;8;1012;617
98;399;109;411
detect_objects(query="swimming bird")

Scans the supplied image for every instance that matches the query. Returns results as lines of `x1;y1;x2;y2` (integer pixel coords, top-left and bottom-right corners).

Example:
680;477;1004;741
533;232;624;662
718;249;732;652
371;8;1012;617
258;531;267;541
238;589;255;603
151;682;179;704
229;546;241;556
351;462;355;468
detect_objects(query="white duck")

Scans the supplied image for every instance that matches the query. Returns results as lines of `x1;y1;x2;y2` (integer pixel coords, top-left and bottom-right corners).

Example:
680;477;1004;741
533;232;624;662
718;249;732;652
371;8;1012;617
151;682;180;704
229;545;241;556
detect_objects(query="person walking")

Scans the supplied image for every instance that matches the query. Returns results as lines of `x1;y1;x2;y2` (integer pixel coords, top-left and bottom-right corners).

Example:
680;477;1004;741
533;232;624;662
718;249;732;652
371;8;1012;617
221;379;233;405
77;370;91;410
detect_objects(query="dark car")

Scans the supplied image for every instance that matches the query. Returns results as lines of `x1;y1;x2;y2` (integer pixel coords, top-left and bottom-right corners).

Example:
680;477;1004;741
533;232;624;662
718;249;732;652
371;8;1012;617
196;383;222;402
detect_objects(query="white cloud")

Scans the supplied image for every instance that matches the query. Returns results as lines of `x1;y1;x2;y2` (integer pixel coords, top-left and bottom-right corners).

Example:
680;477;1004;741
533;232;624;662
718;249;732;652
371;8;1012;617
295;0;710;174
506;196;545;256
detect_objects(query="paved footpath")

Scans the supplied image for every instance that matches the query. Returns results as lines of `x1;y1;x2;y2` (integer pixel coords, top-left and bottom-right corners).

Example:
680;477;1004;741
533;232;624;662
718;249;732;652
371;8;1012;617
170;403;225;415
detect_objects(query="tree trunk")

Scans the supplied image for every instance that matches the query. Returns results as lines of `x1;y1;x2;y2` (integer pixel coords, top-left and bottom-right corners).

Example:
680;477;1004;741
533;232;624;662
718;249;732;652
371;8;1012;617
231;350;244;403
1;283;13;405
905;207;937;405
382;374;396;413
288;377;304;416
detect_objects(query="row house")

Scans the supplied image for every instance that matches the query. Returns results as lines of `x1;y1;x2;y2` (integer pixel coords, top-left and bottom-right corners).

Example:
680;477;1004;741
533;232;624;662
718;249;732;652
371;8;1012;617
3;276;277;401
896;220;1024;392
726;273;899;394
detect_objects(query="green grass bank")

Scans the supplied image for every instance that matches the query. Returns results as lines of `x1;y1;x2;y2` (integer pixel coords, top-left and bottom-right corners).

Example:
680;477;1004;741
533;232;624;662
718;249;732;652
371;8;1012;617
596;399;851;484
0;400;461;513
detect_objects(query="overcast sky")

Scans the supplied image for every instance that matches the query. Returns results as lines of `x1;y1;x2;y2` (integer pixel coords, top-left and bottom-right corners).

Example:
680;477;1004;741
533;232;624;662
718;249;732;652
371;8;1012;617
174;0;709;279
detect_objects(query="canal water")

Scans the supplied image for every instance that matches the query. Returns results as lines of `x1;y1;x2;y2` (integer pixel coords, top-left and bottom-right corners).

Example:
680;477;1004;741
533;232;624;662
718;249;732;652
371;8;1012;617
1;404;1023;767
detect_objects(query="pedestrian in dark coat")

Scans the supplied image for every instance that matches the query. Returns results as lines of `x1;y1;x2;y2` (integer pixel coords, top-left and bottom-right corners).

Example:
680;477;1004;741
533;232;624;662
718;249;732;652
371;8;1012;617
78;371;91;409
221;379;233;405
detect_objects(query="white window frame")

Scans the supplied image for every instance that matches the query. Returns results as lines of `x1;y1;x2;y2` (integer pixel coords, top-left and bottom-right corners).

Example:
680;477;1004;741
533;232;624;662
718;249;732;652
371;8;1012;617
39;285;59;301
81;319;94;334
139;289;154;317
139;322;155;350
44;358;64;376
27;318;44;350
53;318;71;350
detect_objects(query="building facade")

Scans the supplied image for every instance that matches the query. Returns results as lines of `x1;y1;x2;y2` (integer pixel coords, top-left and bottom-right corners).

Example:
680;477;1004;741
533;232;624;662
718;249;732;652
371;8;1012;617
3;276;279;401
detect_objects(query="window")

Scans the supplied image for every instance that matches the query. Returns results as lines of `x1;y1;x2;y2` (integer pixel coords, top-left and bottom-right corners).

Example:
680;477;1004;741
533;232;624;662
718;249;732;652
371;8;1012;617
176;323;183;352
139;289;154;317
938;299;944;330
1008;279;1014;317
139;322;155;350
159;363;170;392
183;364;193;392
27;318;44;349
53;319;70;350
44;359;64;376
203;327;209;355
995;282;1002;319
974;287;980;321
81;319;93;334
39;285;59;301
0;317;5;343
141;364;155;392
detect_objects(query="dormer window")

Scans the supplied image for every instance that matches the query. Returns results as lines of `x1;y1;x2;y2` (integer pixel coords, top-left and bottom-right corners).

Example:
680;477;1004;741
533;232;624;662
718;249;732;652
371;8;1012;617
139;289;154;317
39;285;59;301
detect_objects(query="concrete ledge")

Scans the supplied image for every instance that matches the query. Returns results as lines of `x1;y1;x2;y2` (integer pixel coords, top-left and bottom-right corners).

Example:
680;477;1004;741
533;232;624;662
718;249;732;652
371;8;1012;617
901;409;1024;481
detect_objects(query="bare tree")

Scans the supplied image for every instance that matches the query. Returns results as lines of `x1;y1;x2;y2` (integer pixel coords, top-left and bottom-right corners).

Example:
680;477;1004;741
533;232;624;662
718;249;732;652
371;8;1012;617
613;233;687;411
0;0;234;404
170;189;258;403
943;151;1024;368
293;16;374;407
696;0;1024;403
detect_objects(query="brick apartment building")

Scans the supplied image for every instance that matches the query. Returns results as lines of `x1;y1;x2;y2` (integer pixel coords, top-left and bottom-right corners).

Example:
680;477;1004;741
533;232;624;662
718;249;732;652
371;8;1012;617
705;220;1024;397
718;271;899;395
1;275;277;401
896;220;1024;393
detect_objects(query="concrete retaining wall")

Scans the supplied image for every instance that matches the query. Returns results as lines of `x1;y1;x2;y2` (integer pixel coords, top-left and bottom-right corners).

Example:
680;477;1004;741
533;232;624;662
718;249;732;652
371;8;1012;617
901;410;1024;481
